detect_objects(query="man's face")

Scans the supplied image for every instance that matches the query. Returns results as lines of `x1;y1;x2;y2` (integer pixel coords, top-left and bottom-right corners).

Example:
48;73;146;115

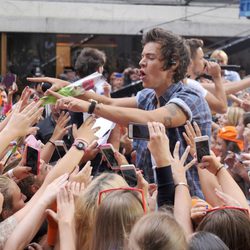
191;47;205;77
139;42;169;91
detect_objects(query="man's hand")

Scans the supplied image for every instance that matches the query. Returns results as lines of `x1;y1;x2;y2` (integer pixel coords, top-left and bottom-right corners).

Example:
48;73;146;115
204;61;221;80
47;89;89;113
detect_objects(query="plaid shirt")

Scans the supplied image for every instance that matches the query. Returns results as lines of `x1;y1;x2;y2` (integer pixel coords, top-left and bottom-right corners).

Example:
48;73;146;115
134;82;212;198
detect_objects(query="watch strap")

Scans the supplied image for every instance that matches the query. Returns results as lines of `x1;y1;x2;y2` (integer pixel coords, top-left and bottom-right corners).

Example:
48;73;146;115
87;100;97;114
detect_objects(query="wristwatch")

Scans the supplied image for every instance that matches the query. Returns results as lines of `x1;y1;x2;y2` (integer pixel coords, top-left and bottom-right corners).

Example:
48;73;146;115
73;139;87;151
87;99;98;114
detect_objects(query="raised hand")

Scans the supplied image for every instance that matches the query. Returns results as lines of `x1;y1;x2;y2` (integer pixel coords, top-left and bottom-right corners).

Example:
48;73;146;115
42;173;69;205
204;60;221;80
69;161;93;187
198;151;222;175
47;89;89;113
73;115;99;146
182;121;201;157
46;186;75;226
50;111;72;142
147;121;171;167
170;142;196;185
114;151;129;166
4;100;44;138
191;198;209;226
27;76;69;93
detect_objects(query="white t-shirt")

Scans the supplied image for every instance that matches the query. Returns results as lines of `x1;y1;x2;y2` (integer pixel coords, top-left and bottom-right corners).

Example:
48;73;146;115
186;78;207;98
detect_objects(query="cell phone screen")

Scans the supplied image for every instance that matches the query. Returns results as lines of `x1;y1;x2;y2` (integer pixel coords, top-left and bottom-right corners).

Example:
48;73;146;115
121;168;137;187
130;124;149;140
26;146;39;175
195;140;210;163
2;73;16;89
102;148;118;168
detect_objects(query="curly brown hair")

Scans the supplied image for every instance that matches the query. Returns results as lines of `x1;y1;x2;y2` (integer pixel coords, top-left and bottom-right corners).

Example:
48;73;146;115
142;28;190;83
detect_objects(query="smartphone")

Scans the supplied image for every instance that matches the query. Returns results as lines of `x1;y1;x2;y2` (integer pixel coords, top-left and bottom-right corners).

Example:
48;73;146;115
99;144;119;170
2;73;16;89
128;123;149;140
120;164;137;187
54;140;68;158
194;135;210;163
25;135;40;150
26;145;40;175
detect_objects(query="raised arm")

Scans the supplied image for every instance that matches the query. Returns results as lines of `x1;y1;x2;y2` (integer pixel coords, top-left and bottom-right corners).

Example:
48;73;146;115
202;76;250;96
40;111;71;163
3;174;68;250
0;100;43;155
27;76;137;108
182;121;222;207
11;116;98;224
204;61;227;114
199;153;249;209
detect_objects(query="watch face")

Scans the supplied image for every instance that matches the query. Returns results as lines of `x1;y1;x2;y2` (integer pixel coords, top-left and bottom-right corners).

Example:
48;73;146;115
75;142;86;150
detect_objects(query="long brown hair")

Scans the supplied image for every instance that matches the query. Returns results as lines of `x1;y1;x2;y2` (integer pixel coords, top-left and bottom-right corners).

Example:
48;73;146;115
75;173;128;250
128;211;187;250
197;209;250;250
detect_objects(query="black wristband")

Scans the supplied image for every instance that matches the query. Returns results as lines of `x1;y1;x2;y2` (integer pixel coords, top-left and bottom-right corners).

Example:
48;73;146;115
87;100;97;114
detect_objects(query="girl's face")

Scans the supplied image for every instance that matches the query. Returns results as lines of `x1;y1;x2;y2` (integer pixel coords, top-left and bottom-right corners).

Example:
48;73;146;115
218;114;228;127
1;91;7;104
215;137;227;160
243;124;250;144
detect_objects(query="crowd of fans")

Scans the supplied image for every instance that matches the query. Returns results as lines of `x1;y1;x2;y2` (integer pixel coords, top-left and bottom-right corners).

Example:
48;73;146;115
0;27;250;250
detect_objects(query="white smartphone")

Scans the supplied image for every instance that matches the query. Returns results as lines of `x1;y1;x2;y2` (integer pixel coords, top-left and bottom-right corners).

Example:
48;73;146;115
54;140;68;158
120;164;137;187
194;135;210;163
99;143;119;170
128;123;149;140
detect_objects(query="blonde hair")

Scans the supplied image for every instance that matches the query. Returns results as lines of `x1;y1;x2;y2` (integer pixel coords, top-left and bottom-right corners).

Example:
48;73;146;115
0;176;14;221
226;106;244;126
128;212;187;250
90;190;145;250
75;173;128;250
210;50;228;65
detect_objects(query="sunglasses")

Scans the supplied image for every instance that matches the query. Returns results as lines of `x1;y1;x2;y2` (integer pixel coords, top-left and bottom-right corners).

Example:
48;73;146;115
207;206;249;215
98;187;147;213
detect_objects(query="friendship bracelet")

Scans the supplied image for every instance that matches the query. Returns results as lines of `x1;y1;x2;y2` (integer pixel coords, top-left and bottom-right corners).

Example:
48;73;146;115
215;165;224;176
48;140;55;147
174;182;189;190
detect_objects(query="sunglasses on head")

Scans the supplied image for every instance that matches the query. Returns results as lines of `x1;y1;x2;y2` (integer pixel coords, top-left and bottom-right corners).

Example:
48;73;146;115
207;206;249;215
